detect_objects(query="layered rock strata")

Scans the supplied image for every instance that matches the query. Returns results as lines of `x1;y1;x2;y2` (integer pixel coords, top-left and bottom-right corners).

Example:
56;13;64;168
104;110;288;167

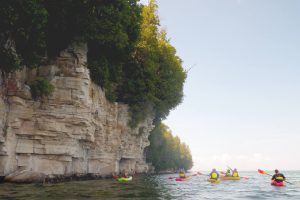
0;44;154;182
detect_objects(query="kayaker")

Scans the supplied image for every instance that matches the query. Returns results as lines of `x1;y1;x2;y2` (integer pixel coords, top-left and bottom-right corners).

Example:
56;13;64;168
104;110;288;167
209;169;220;180
120;169;129;178
232;168;239;177
225;169;231;177
272;169;286;183
179;169;186;178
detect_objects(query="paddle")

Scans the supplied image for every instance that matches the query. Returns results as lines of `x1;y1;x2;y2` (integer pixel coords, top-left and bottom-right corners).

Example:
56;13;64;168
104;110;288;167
198;171;221;178
197;172;210;176
258;169;272;177
227;165;233;171
168;177;176;179
258;169;293;185
168;172;198;179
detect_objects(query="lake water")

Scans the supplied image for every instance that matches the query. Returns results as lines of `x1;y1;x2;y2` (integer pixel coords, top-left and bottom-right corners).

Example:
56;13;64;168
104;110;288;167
0;171;299;199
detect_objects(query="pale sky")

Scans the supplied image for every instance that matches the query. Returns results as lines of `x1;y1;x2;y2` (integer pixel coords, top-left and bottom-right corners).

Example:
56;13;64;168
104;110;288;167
140;0;300;171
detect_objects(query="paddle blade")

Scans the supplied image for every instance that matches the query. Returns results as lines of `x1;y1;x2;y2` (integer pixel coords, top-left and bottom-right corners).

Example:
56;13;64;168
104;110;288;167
258;169;266;174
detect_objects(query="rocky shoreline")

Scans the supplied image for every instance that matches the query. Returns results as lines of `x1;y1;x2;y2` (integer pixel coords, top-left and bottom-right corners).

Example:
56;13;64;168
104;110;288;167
1;170;137;184
0;170;186;184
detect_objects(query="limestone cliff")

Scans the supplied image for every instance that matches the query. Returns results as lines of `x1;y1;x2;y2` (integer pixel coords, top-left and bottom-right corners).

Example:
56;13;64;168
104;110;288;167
0;44;154;182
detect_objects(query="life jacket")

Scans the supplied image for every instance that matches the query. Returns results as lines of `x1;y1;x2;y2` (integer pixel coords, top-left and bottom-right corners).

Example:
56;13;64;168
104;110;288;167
275;174;284;182
179;173;185;178
232;172;239;177
211;172;218;179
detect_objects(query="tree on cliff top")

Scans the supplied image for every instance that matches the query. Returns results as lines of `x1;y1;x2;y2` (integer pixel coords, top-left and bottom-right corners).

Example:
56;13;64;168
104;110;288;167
0;0;141;71
0;0;48;72
117;0;186;126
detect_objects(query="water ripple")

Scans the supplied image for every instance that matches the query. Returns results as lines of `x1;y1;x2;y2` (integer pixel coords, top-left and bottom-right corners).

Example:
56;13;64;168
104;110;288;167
0;171;299;199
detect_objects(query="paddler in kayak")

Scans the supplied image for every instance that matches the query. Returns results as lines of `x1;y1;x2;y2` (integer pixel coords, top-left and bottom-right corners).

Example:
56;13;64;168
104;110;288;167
209;169;220;180
272;169;286;183
120;169;129;178
179;169;186;178
225;169;231;177
232;168;239;177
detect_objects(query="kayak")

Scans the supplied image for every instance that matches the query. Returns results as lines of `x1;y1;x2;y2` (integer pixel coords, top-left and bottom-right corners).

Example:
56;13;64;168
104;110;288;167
220;176;240;180
175;176;191;181
207;178;220;183
271;180;285;187
117;176;132;182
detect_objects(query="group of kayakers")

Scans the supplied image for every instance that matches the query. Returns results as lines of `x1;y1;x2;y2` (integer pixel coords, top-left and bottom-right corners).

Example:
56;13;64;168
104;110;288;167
114;168;287;185
208;168;239;181
178;168;286;185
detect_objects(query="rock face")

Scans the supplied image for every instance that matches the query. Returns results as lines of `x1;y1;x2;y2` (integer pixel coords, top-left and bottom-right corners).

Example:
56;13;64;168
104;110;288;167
0;44;154;182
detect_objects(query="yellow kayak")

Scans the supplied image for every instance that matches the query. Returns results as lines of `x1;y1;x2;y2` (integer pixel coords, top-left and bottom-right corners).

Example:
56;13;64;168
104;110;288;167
207;178;220;183
220;176;240;180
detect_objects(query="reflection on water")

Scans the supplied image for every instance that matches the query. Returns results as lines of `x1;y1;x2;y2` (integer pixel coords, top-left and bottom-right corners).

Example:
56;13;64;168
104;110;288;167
0;172;299;199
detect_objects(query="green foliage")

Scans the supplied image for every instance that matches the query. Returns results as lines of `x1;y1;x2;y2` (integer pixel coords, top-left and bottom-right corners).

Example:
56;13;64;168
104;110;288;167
30;78;54;100
0;0;186;128
118;0;186;126
45;0;142;57
0;0;48;70
0;47;22;73
146;123;193;171
86;0;142;106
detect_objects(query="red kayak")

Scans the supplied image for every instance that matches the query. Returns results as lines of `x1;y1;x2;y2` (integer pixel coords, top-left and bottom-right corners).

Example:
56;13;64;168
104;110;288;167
175;177;191;181
271;180;285;187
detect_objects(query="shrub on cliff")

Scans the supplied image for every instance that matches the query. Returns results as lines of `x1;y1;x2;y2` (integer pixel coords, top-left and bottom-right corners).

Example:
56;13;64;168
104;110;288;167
30;78;54;100
146;123;193;171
